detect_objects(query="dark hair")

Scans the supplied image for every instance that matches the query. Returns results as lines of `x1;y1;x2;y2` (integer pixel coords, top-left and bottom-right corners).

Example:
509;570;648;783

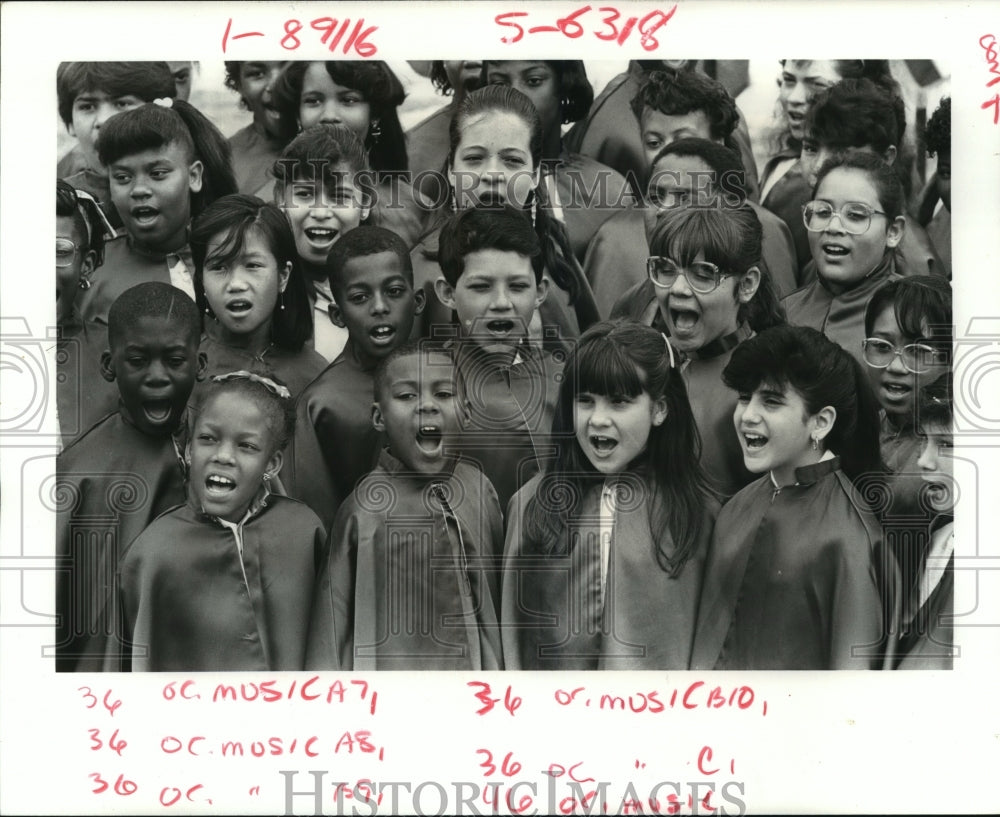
271;61;408;173
630;68;739;141
923;96;951;157
722;324;884;484
107;281;201;350
445;85;583;303
56;180;107;267
56;61;176;127
271;123;375;208
191;194;313;352
813;151;905;222
484;60;594;124
807;78;906;155
98;100;237;220
647;204;786;333
864;275;953;354
652;137;749;202
437;204;542;287
372;339;453;404
916;369;953;428
523;320;710;576
199;374;296;454
430;61;453;94
325;225;413;298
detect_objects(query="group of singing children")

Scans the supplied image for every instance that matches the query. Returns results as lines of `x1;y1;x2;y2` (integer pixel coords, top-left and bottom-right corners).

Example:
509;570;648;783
53;58;954;674
57;195;953;675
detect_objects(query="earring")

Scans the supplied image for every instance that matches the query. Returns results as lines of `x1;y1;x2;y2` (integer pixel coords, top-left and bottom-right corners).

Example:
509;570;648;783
78;278;91;290
280;291;286;311
369;119;382;143
530;197;537;228
561;96;573;125
810;435;819;450
263;472;271;484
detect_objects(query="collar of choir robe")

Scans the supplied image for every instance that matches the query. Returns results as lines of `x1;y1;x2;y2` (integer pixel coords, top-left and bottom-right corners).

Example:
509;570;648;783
501;473;717;670
782;253;900;368
305;448;503;671
283;340;383;531
112;491;325;672
690;456;898;670
55;408;189;672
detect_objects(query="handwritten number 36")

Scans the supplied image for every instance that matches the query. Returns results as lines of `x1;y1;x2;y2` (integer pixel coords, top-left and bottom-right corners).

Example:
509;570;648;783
89;773;137;795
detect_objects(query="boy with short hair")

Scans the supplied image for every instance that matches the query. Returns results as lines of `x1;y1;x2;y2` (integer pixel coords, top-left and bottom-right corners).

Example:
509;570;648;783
286;226;425;529
306;342;503;670
55;282;206;671
433;204;563;512
57;61;177;230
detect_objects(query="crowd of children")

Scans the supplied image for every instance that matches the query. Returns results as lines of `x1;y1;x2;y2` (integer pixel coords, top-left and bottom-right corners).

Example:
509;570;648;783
54;59;954;672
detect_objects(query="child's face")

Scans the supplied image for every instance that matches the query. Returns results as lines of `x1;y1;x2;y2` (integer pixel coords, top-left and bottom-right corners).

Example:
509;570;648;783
865;305;949;422
654;250;753;353
778;60;840;142
434;249;548;351
238;61;285;138
109;141;204;253
187;392;282;522
640;105;713;169
485;62;560;141
202;227;291;342
56;214;96;324
807;167;902;293
733;381;829;484
101;315;206;436
373;352;462;474
168;62;194;102
298;62;372;140
68;88;145;169
574;388;667;475
917;420;954;514
281;169;367;271
450;111;539;209
331;251;425;367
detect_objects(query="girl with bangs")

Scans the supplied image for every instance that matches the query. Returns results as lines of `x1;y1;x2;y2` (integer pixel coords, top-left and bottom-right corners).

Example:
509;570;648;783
612;204;785;501
270;61;431;247
191;194;325;401
501;320;716;670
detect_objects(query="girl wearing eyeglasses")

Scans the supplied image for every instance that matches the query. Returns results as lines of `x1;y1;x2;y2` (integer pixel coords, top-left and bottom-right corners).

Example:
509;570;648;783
611;204;784;501
783;152;906;367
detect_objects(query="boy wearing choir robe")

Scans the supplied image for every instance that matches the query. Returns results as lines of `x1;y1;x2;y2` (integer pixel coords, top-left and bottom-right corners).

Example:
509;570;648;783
55;282;206;671
286;226;425;529
432;205;563;512
306;343;503;670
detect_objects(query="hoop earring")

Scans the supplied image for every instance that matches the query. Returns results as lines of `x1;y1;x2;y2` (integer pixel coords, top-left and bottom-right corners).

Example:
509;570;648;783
560;96;573;125
78;278;91;290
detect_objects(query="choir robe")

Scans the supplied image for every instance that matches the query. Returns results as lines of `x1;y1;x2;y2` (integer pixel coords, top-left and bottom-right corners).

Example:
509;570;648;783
690;457;892;670
55;410;188;672
114;493;325;672
587;201;798;318
78;236;194;325
895;518;954;670
548;152;634;263
404;102;452;207
610;287;756;502
451;340;563;513
562;61;760;203
53;314;118;450
501;474;715;670
285;342;381;530
194;326;328;406
760;150;812;278
306;451;503;671
411;226;599;347
782;255;901;366
228;123;286;195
